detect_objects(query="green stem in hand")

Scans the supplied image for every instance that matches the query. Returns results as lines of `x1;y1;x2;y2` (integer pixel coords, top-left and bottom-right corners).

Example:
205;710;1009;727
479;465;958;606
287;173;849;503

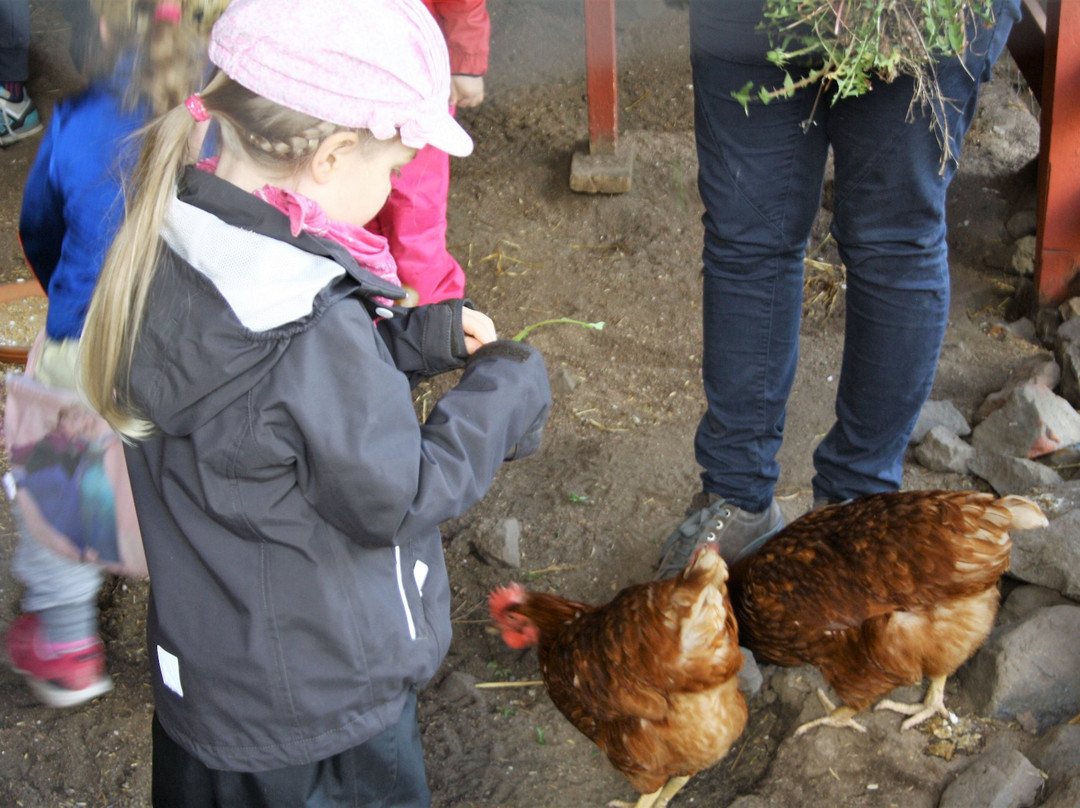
511;318;605;342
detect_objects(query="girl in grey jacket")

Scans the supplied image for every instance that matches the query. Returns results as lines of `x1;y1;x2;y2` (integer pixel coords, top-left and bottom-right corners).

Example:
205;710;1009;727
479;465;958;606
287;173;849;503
78;0;551;804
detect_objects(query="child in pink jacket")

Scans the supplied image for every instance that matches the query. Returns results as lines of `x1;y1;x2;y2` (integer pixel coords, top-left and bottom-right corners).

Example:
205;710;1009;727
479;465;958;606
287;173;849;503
366;0;489;305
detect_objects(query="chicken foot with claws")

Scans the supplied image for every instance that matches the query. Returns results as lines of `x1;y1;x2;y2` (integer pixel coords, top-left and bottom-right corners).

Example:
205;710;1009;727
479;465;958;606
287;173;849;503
608;775;691;808
874;674;952;730
793;688;868;736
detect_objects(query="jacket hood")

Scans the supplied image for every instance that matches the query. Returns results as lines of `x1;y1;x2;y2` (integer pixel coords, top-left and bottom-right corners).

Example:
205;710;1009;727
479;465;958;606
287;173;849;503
133;167;404;436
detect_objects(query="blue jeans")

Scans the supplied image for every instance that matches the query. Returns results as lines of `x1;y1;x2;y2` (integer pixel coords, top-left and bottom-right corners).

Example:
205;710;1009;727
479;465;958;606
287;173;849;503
690;1;1020;512
0;0;29;81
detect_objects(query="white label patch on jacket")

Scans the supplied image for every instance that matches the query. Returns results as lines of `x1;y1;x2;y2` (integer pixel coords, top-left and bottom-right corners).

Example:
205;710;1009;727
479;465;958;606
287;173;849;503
158;646;184;697
163;198;345;332
413;559;429;594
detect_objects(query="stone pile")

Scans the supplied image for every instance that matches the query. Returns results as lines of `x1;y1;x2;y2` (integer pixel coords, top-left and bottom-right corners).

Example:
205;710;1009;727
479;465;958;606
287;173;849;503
894;295;1080;807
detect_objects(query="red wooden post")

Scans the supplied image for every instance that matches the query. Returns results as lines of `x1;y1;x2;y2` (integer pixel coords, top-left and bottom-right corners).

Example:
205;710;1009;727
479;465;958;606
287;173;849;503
1033;0;1080;306
570;0;633;192
583;0;618;156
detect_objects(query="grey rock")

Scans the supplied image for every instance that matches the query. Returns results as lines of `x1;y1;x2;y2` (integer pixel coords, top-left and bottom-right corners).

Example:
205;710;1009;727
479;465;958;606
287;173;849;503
998;584;1074;625
911;399;971;444
435;671;485;707
469;517;522;568
974;354;1060;424
1036;305;1063;346
1041;778;1080;808
1055;321;1080;409
1006;209;1038;241
553;365;580;394
962;604;1080;731
1010;235;1037;277
1027;724;1080;795
913;425;975;473
968;451;1063;496
1008;508;1080;599
1057;314;1080;341
1060;297;1080;322
971;383;1080;459
727;798;772;808
937;748;1043;808
1006;318;1037;344
1028;482;1080;519
1038;444;1080;482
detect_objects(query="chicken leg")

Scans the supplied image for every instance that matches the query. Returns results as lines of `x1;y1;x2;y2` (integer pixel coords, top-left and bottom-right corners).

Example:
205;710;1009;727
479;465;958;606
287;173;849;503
793;689;868;736
874;674;952;730
608;775;691;808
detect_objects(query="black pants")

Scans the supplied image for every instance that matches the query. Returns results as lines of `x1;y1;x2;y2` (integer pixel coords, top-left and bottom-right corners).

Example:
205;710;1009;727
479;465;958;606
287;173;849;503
151;693;431;807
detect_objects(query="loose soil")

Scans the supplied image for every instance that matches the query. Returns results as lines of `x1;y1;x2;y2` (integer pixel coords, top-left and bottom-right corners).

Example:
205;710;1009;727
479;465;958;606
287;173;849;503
0;2;1047;806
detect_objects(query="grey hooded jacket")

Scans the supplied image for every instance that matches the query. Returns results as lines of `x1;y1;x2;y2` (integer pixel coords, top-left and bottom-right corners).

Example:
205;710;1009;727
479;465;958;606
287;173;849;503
125;167;551;772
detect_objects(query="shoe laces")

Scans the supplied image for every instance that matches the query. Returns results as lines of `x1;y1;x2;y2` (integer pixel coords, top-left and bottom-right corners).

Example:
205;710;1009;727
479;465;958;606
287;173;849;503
687;499;732;541
658;498;733;573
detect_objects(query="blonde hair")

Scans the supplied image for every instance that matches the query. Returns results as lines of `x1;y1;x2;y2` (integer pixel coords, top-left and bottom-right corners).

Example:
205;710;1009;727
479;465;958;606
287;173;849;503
83;0;220;116
80;71;363;440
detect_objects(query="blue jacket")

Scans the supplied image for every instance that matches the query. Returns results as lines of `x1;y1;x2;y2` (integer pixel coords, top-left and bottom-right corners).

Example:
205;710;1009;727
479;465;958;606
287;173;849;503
19;59;144;340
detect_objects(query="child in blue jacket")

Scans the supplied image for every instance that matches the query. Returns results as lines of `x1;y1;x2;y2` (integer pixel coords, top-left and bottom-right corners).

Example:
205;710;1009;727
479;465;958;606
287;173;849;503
6;0;213;708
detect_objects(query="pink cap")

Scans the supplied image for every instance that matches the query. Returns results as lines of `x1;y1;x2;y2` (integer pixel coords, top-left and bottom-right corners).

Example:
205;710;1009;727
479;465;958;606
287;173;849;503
207;0;473;157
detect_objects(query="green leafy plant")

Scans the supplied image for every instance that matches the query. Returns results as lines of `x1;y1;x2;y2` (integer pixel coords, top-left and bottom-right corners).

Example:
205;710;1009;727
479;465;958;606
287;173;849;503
733;0;996;169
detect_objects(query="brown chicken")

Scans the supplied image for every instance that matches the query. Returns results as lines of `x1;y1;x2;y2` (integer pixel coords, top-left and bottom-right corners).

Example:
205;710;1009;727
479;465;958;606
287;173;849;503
488;544;747;808
728;489;1048;736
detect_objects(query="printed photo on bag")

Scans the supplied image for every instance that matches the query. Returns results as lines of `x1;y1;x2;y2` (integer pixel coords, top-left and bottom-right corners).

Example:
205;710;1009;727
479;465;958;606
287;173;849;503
3;372;147;577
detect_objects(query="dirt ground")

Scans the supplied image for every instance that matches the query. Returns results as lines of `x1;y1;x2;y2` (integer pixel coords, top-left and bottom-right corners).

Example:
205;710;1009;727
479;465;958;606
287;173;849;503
0;2;1050;806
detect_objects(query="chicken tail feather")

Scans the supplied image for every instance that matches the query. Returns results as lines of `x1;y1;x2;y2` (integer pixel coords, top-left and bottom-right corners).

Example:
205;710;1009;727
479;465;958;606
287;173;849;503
998;495;1050;532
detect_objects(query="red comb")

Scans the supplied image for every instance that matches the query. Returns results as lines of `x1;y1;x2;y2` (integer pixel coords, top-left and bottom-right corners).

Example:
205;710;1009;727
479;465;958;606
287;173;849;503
488;583;525;619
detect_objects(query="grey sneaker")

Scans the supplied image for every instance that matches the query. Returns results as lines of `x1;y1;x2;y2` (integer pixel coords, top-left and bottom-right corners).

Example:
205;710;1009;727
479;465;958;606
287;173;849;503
655;492;784;579
811;496;852;511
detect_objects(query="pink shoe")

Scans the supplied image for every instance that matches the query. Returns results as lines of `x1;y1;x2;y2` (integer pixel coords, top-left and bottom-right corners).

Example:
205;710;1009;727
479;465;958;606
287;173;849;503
4;614;113;708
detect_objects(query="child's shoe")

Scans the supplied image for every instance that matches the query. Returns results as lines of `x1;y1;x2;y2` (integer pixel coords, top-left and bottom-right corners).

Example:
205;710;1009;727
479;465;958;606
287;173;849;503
0;87;44;146
4;614;113;708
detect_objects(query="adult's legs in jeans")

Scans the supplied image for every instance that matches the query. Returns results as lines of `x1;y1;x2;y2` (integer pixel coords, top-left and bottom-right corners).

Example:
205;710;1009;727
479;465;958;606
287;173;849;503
691;50;829;514
811;0;1021;502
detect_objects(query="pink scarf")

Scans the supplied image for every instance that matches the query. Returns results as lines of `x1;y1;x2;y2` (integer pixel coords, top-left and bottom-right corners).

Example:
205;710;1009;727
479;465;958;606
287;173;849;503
196;158;402;306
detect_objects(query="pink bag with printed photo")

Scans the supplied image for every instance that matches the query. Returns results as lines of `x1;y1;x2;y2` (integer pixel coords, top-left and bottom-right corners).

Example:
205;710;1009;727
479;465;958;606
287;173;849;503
2;331;147;578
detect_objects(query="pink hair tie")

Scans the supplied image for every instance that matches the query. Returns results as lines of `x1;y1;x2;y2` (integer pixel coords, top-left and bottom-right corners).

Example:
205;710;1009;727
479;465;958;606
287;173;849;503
185;93;210;122
154;2;183;24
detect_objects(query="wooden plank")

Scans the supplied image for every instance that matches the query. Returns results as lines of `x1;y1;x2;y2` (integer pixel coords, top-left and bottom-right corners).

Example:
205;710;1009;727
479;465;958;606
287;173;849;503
0;279;46;365
0;278;46;303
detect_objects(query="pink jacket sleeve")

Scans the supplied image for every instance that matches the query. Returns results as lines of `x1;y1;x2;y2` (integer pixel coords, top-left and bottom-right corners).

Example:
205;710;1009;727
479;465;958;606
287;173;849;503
422;0;491;76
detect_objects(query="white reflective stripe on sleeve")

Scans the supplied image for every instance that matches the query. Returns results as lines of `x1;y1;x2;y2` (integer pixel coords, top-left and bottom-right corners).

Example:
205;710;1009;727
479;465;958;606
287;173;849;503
395;546;417;640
